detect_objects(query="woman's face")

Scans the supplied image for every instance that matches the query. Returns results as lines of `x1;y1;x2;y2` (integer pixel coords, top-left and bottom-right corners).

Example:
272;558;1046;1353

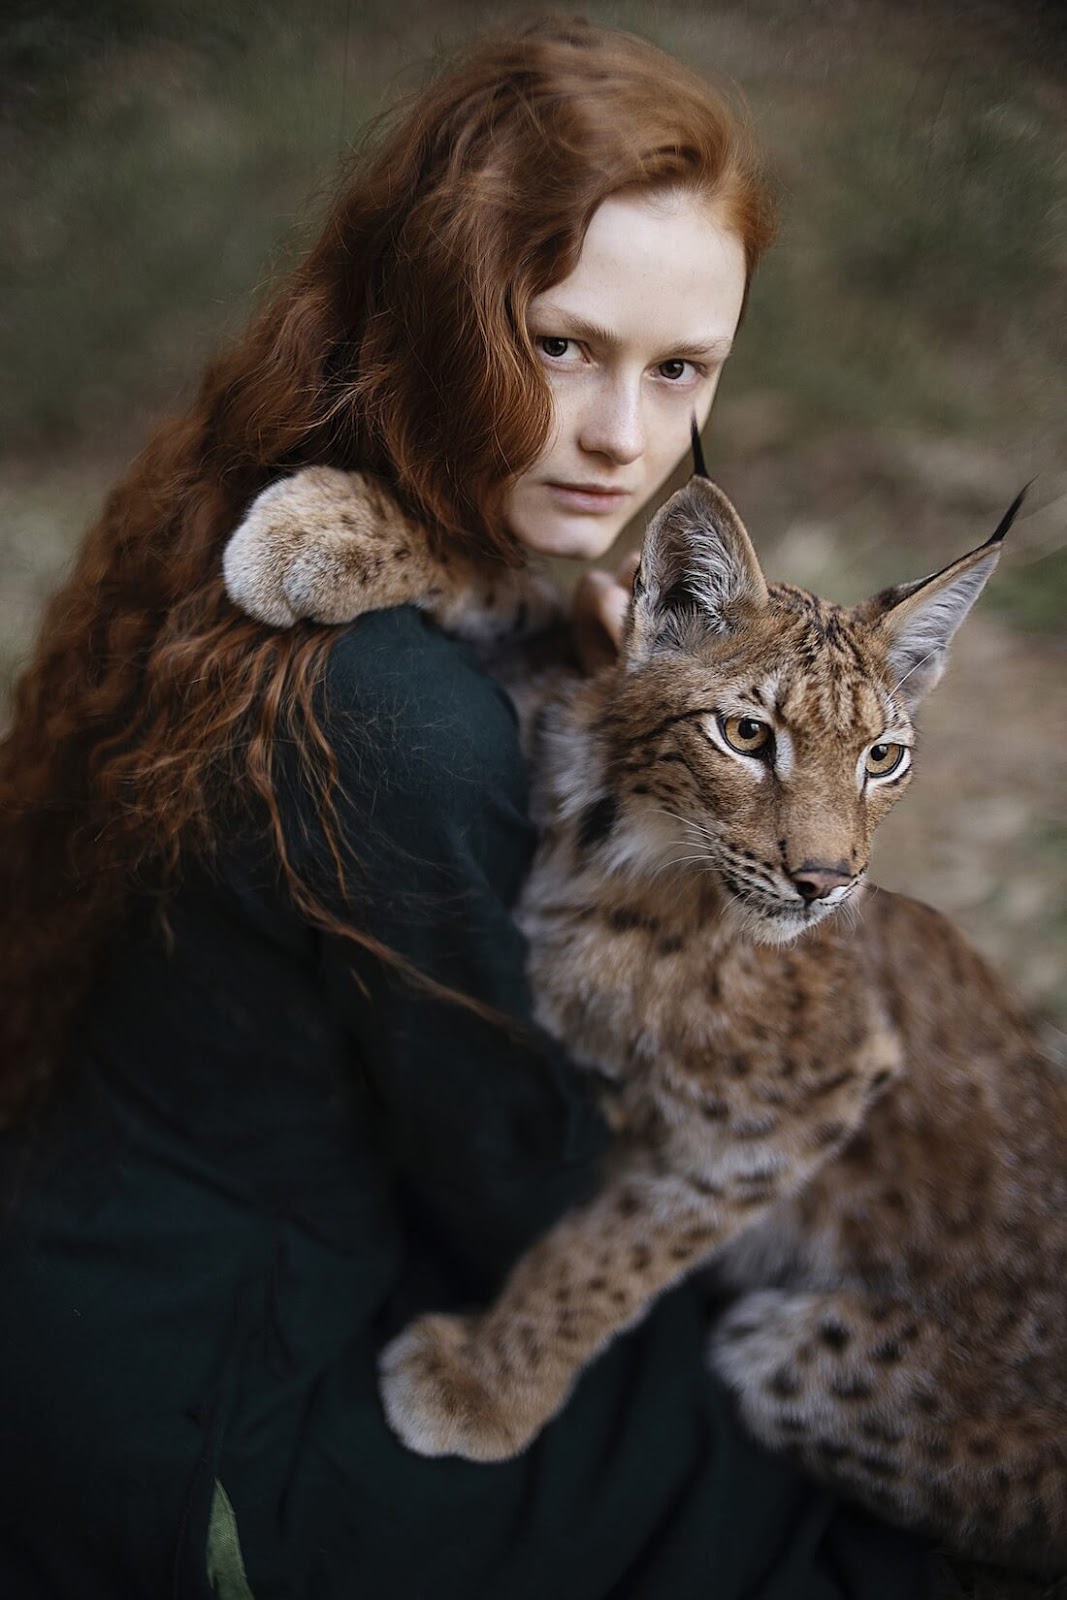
503;189;747;560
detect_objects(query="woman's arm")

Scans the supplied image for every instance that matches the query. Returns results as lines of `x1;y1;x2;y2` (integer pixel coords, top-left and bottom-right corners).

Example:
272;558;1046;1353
281;604;611;1295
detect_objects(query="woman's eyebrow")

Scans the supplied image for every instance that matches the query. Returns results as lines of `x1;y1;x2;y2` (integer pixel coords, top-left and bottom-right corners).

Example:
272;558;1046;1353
530;304;733;361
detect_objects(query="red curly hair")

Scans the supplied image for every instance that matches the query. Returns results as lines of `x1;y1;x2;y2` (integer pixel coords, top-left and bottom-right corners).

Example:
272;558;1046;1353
0;16;775;1118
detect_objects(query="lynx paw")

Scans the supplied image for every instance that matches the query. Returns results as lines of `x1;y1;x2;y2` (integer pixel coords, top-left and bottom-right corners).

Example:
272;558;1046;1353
709;1289;821;1448
710;1288;915;1456
378;1314;532;1462
223;467;390;627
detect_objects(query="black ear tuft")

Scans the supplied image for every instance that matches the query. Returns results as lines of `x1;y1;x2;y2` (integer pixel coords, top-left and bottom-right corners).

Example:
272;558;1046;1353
690;414;710;481
986;481;1031;548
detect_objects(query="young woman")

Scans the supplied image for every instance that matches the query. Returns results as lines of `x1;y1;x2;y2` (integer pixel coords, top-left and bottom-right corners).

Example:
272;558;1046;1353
0;19;930;1598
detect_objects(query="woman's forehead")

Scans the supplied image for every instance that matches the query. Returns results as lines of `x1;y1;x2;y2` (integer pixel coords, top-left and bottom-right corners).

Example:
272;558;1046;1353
529;191;746;356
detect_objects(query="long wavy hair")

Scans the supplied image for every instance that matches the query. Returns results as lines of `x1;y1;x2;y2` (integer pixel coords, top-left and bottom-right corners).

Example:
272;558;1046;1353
0;15;776;1120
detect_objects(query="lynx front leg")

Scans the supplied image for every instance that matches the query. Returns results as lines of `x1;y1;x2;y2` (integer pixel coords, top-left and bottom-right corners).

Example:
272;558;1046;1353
378;1161;720;1460
377;1140;844;1461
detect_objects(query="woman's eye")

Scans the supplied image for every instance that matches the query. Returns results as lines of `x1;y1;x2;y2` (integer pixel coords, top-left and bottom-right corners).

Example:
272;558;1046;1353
720;715;772;756
658;359;692;382
537;336;573;359
865;742;906;778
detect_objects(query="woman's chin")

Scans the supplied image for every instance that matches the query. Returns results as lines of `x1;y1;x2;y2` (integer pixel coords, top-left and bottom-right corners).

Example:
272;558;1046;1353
507;504;630;561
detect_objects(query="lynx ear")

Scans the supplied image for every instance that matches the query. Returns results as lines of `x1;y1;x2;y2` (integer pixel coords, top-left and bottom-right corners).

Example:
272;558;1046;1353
626;477;768;664
691;412;710;480
863;487;1026;707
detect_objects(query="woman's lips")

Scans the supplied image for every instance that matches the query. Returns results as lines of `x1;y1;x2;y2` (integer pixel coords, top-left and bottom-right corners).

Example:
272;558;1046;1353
545;482;633;514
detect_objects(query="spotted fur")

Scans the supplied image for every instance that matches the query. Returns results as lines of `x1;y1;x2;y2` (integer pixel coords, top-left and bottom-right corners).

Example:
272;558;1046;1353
223;465;561;643
223;470;1066;1572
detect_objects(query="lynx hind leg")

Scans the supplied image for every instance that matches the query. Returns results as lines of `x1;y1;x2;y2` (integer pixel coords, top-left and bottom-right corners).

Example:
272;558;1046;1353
223;466;438;627
710;1288;1066;1567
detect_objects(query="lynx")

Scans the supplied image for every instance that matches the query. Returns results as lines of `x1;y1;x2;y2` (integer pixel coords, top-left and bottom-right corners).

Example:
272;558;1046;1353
224;464;1066;1571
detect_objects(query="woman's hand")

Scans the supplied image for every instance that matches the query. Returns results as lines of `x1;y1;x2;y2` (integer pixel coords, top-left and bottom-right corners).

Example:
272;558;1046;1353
571;551;640;673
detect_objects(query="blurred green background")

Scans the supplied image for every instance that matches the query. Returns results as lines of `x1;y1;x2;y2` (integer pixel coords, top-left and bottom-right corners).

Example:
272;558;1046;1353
2;0;1065;1031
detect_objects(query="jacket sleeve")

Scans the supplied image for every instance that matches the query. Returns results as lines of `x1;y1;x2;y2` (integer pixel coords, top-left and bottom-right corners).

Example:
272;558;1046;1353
284;606;611;1292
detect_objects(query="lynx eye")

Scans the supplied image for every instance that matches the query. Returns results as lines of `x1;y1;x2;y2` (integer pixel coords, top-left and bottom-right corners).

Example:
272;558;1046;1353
720;715;772;756
865;741;906;778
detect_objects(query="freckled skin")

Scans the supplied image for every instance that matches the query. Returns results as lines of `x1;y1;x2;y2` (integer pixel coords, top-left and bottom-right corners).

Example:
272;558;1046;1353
223;470;1067;1575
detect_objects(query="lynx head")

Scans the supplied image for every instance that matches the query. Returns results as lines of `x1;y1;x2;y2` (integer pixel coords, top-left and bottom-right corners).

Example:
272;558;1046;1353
584;475;1022;945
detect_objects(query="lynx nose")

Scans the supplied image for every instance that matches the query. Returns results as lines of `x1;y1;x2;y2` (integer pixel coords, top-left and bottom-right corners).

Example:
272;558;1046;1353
789;864;852;903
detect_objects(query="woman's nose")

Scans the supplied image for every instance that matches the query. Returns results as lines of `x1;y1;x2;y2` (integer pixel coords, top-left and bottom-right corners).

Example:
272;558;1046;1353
577;378;645;466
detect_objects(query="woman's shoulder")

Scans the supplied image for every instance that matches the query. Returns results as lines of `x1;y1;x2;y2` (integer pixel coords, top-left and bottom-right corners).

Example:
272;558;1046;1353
317;605;528;822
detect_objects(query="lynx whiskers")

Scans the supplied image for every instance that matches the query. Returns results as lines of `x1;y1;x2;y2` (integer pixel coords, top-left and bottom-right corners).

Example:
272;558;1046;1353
224;466;1065;1573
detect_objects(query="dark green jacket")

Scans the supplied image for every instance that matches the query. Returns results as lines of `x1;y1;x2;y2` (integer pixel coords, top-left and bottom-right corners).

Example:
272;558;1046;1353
0;608;929;1599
